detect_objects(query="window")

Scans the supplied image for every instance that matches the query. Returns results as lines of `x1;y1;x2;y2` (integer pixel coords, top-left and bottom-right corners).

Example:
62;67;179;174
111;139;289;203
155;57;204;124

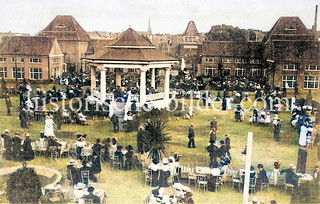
30;68;42;79
235;67;245;76
20;58;24;63
0;57;6;62
11;58;16;62
250;68;262;76
223;68;231;76
222;58;231;63
205;66;216;76
283;64;297;71
304;76;319;89
12;67;24;79
282;76;296;89
0;67;7;78
128;68;136;73
305;65;319;71
235;58;245;64
250;59;261;64
52;58;59;64
29;58;42;63
205;58;215;63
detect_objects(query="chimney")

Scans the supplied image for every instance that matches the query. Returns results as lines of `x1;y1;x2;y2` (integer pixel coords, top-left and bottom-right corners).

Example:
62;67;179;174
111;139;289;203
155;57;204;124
313;5;318;32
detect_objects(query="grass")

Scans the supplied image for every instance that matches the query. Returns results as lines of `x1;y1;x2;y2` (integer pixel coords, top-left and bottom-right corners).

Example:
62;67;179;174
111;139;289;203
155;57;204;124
0;91;319;203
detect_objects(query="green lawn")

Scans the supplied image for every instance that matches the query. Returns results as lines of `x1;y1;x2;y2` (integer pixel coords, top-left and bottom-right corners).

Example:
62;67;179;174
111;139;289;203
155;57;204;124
0;93;319;204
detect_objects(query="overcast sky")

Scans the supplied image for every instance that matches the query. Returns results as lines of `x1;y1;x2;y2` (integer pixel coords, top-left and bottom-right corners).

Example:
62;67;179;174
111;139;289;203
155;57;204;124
0;0;318;35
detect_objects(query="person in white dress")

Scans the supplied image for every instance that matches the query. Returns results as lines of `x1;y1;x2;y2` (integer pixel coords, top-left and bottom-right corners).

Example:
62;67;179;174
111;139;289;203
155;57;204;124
44;115;55;137
226;97;231;111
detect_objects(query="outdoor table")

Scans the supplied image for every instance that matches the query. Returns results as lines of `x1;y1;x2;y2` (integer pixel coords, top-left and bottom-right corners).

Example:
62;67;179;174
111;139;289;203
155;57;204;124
297;173;313;183
74;188;106;203
195;167;220;176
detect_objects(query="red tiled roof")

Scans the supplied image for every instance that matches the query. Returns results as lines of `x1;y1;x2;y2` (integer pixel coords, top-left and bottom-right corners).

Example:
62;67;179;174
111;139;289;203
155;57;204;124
112;28;153;46
37;15;90;41
0;36;57;56
269;17;312;36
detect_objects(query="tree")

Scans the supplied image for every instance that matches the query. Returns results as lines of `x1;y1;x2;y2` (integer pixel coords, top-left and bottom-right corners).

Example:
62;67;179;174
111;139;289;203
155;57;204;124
144;120;171;162
6;163;42;203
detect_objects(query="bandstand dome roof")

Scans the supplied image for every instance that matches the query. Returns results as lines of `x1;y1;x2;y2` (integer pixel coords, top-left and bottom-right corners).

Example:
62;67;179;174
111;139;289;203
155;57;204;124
90;28;175;62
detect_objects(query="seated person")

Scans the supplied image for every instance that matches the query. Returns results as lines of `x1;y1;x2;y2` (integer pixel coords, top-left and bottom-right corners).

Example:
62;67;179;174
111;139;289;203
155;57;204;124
114;145;124;163
80;161;97;183
280;164;300;187
83;186;100;203
67;159;80;184
124;145;134;170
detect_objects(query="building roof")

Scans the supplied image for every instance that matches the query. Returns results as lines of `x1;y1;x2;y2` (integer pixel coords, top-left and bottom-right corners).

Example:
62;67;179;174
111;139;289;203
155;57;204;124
112;28;153;46
90;28;174;62
0;36;57;56
37;15;90;41
85;39;117;58
268;17;313;36
183;21;198;36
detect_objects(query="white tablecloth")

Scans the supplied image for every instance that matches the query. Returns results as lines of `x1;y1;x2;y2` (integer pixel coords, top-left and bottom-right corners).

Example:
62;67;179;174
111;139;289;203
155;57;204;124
297;173;313;182
195;167;220;176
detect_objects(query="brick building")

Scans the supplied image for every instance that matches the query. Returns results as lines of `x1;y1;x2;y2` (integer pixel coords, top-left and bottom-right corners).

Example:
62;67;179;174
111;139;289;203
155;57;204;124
0;36;63;80
37;15;90;73
265;16;320;90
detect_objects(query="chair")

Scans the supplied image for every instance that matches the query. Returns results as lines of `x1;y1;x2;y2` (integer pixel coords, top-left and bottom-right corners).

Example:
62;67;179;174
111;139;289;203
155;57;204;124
285;183;295;194
66;169;73;186
144;169;152;186
215;175;223;191
83;198;93;204
232;174;242;191
261;182;270;192
49;146;59;160
62;142;72;158
113;156;122;170
180;166;189;180
197;174;208;192
249;178;256;194
81;170;90;185
188;171;197;186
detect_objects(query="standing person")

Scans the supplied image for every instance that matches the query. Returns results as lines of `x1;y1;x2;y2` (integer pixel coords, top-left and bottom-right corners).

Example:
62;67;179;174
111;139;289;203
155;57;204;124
297;145;308;174
312;166;320;199
5;94;11;116
187;124;195;148
137;126;144;154
22;133;34;161
206;141;219;168
111;114;119;133
102;138;111;163
235;105;242;122
209;129;216;144
1;130;12;160
12;132;22;161
92;139;102;157
210;117;217;130
75;137;86;160
19;108;28;129
273;119;282;141
44;115;56;137
225;133;231;158
256;164;269;192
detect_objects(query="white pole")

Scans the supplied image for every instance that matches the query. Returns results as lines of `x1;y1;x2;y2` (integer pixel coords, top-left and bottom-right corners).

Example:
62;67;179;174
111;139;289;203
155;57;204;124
242;132;253;204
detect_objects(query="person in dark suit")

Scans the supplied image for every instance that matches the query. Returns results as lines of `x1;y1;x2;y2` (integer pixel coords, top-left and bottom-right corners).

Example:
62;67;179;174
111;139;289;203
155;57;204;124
92;139;102;157
22;133;34;161
210;117;217;130
114;145;124;163
83;186;101;203
274;119;282;141
280;164;300;187
67;160;80;185
2;130;12;160
225;133;231;158
12;132;22;161
256;164;269;191
206;141;219;168
312;166;320;198
188;124;195;148
111;114;119;133
218;140;226;158
209;129;216;144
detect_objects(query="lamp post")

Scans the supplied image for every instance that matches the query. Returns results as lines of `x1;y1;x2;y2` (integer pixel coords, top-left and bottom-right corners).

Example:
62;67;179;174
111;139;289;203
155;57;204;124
14;48;18;93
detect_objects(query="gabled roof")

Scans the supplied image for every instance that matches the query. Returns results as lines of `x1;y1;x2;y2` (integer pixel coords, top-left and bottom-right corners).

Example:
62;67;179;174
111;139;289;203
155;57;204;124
269;17;312;36
90;28;174;62
112;28;153;46
183;21;198;36
0;36;58;56
37;15;90;41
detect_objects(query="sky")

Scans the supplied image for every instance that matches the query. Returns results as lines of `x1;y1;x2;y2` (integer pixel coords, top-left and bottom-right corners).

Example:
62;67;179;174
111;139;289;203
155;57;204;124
0;0;319;35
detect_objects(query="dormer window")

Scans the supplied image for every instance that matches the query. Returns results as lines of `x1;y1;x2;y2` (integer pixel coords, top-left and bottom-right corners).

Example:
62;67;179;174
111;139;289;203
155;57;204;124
55;24;66;28
285;26;297;31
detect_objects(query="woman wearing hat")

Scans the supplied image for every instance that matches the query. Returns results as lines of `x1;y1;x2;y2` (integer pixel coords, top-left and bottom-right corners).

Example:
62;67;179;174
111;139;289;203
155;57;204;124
22;133;34;161
273;119;282;141
159;158;171;187
1;130;13;160
12;132;22;161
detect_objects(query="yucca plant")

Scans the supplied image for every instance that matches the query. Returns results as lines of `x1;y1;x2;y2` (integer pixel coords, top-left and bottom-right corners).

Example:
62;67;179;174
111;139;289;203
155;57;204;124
144;119;171;162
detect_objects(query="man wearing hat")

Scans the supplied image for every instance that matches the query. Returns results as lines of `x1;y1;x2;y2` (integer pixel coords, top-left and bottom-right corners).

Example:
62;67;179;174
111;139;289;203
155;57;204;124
12;132;22;161
67;160;80;185
22;133;34;161
280;164;300;187
1;130;12;160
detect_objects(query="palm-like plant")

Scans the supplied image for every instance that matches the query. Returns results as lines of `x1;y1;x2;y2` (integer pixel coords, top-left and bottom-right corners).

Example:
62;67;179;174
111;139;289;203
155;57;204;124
144;120;171;162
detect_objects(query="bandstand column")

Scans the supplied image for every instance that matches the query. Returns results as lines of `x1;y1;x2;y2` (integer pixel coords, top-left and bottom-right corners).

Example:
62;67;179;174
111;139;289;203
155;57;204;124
100;68;106;103
151;68;156;88
164;67;171;106
90;66;96;95
115;69;121;87
140;66;148;105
